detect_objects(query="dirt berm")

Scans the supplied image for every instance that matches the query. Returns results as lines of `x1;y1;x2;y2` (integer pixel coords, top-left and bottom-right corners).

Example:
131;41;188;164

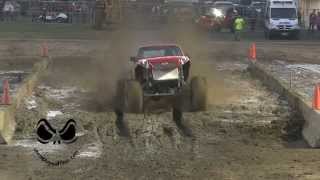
248;61;320;147
0;58;49;144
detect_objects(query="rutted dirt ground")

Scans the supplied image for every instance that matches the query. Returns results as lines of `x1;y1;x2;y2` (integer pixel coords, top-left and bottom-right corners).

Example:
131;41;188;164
0;56;39;97
257;60;320;101
1;21;320;180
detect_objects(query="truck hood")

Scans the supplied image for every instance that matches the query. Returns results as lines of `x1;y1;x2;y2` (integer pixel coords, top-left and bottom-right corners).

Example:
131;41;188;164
137;56;190;68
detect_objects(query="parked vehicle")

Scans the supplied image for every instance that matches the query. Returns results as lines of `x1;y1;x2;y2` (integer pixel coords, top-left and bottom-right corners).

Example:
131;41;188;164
251;1;266;14
195;1;235;32
229;0;241;6
264;0;300;39
37;12;69;23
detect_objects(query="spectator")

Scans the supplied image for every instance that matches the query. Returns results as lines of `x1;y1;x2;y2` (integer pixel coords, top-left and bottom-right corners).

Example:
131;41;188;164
230;10;238;33
298;9;302;26
41;7;47;23
317;12;320;31
234;15;245;41
309;10;317;32
226;8;234;32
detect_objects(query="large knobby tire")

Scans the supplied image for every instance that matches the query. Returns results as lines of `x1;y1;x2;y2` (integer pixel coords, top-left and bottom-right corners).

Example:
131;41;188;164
123;80;143;113
115;80;125;113
190;76;207;111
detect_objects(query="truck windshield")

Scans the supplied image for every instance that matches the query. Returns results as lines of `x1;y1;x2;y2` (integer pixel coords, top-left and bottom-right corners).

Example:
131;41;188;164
271;8;297;19
138;46;183;58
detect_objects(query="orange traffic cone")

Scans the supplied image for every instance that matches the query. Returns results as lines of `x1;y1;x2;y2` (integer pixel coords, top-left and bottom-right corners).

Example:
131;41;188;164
1;80;10;105
251;43;256;60
248;43;257;61
41;42;48;57
313;84;320;110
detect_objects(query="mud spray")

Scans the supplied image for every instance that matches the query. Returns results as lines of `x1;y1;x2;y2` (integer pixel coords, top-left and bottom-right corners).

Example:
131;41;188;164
89;19;238;109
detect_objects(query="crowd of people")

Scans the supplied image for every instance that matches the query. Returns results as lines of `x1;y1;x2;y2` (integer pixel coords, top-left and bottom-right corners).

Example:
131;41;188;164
309;9;320;32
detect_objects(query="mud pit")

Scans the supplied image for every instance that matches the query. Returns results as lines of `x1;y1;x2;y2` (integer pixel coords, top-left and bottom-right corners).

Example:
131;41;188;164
0;57;40;99
257;60;320;101
2;22;320;180
9;55;294;180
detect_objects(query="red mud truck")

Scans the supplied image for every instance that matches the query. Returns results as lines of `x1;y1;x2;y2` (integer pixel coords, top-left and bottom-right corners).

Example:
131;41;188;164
116;44;207;113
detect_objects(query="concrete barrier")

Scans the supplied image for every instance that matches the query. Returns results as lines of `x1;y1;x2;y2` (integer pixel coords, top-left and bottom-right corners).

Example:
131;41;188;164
248;62;320;148
0;58;49;144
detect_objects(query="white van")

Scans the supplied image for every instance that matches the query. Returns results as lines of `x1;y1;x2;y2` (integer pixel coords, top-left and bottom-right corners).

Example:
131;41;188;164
264;0;300;39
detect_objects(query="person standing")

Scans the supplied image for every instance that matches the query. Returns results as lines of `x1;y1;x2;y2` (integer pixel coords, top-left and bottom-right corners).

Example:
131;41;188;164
315;12;320;31
226;8;235;33
229;9;238;33
298;9;302;26
41;7;47;23
234;15;245;41
309;10;317;32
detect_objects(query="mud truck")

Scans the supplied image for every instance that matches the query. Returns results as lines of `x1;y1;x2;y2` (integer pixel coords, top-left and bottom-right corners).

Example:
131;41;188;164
116;44;207;113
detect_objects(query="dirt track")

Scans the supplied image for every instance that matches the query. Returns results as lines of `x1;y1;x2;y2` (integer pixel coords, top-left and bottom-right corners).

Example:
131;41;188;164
1;19;320;180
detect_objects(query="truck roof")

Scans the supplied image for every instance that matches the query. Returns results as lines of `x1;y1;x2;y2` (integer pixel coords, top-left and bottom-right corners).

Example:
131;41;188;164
139;44;179;47
268;0;297;8
138;44;183;50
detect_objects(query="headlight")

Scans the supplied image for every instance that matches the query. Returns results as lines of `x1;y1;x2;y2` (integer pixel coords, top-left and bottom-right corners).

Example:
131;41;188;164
269;22;277;29
212;8;223;17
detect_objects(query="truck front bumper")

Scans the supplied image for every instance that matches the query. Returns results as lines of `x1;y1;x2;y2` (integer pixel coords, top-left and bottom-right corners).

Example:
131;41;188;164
269;29;300;36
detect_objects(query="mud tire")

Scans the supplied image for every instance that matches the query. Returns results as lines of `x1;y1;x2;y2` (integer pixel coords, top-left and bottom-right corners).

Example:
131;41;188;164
173;85;189;111
123;80;143;113
190;76;207;111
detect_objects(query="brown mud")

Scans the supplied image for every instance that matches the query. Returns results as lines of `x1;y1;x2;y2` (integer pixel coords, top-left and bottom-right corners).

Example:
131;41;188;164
0;19;318;180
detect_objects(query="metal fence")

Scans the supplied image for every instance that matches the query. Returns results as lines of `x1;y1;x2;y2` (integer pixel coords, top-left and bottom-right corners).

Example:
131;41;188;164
122;1;196;22
0;0;265;26
0;0;96;24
